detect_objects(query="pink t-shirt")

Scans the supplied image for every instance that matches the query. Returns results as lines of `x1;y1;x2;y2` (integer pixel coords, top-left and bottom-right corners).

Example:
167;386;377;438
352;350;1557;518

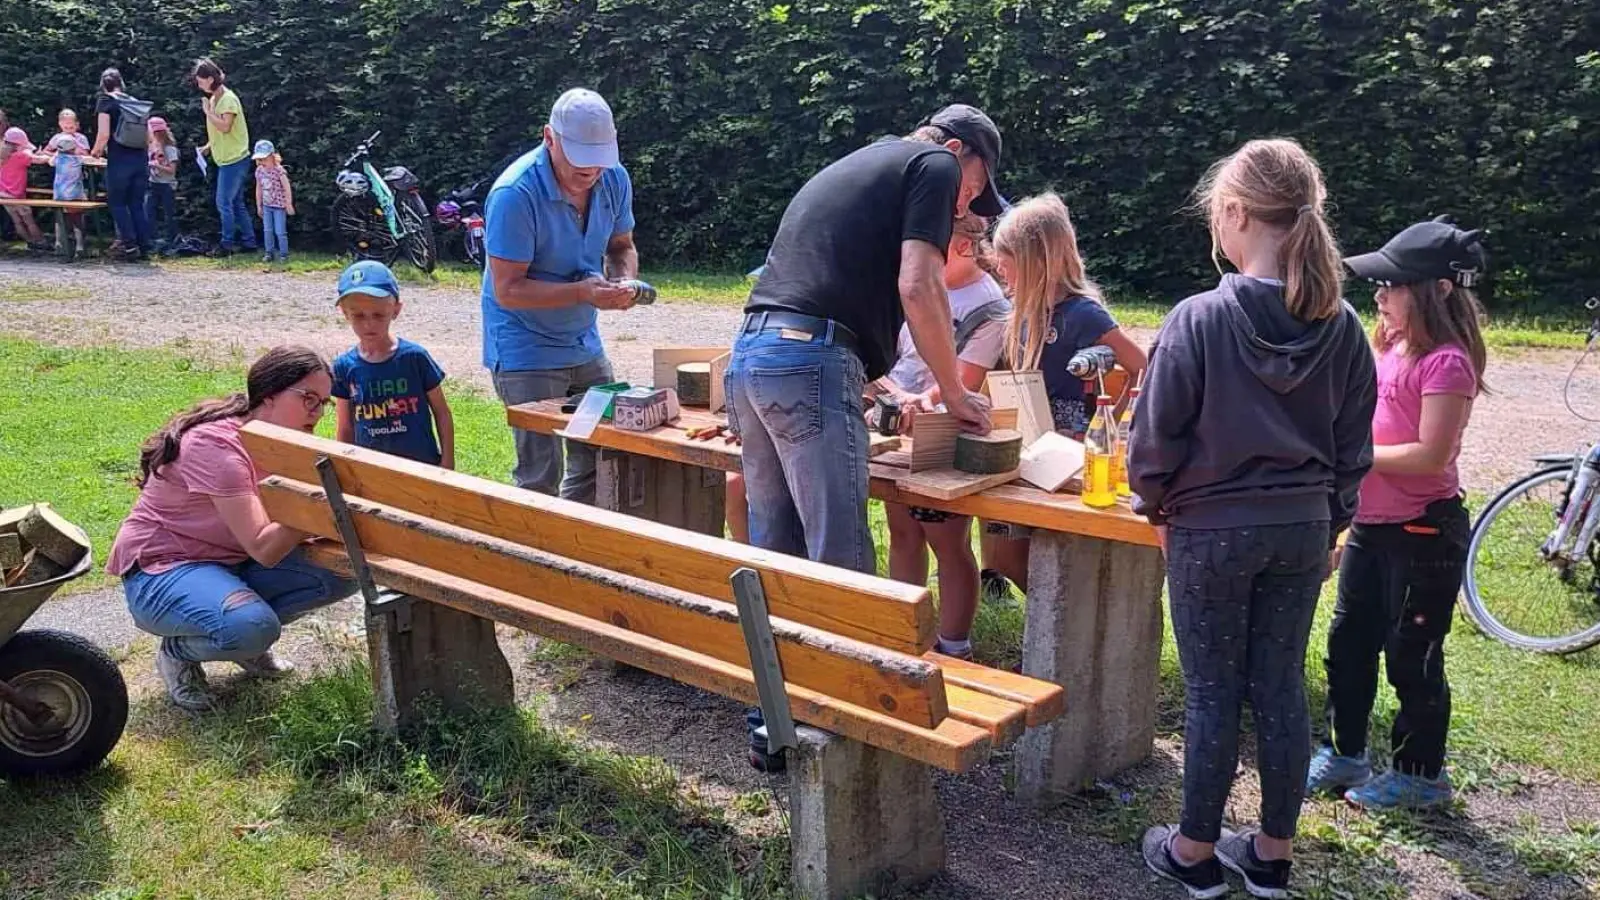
0;147;32;198
1355;343;1477;524
106;418;264;576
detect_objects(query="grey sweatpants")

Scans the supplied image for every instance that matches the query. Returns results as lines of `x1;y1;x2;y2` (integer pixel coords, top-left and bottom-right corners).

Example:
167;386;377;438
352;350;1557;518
1166;521;1329;842
491;357;615;501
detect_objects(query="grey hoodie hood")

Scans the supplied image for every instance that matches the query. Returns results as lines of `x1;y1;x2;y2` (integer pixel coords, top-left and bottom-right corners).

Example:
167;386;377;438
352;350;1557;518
1220;273;1344;395
1126;274;1377;538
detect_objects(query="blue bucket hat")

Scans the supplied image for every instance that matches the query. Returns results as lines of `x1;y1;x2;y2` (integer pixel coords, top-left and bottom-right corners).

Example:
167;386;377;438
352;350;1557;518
337;260;400;303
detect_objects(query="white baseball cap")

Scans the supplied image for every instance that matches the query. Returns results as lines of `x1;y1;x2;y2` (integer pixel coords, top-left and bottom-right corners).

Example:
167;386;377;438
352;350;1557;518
549;88;619;169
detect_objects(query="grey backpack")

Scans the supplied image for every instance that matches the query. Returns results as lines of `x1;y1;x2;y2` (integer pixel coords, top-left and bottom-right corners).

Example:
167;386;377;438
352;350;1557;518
111;93;152;149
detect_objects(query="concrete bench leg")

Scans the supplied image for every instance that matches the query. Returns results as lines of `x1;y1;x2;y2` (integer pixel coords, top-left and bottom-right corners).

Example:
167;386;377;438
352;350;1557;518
595;449;726;537
1015;530;1166;801
790;725;945;900
366;593;516;733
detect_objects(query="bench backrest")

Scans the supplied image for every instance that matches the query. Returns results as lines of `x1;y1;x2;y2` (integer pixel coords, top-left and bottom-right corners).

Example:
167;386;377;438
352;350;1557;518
243;424;953;726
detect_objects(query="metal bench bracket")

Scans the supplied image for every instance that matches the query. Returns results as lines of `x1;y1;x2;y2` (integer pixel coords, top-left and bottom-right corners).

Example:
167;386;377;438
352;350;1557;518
314;455;382;608
731;566;798;754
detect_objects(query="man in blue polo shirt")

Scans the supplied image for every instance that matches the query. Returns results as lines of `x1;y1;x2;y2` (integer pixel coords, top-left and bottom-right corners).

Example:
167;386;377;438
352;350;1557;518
483;88;640;501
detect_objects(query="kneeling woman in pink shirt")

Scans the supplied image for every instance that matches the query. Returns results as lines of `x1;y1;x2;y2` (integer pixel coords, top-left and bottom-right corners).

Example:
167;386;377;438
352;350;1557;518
1308;217;1489;811
108;346;353;711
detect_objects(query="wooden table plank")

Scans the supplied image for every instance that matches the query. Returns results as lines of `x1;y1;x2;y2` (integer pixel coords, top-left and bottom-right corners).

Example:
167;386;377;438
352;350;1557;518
507;401;1159;547
508;400;901;473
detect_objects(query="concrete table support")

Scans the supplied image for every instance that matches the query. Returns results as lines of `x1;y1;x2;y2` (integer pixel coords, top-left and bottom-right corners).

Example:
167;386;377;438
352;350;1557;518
1016;529;1166;801
595;448;727;537
790;725;945;900
366;592;516;733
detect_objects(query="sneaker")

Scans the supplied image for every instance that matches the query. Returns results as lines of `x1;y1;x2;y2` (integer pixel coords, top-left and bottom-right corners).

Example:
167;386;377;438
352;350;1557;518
1344;769;1453;811
207;245;235;258
1305;746;1372;795
1216;829;1292;899
261;253;274;264
745;707;786;773
1141;825;1228;899
980;568;1018;606
237;649;296;679
156;644;215;711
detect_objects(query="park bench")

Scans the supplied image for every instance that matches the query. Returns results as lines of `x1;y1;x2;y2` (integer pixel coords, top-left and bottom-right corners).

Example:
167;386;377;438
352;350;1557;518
240;421;1067;900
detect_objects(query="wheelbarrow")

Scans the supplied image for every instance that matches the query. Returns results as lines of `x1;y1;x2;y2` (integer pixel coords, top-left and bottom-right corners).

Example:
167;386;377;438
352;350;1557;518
0;551;129;776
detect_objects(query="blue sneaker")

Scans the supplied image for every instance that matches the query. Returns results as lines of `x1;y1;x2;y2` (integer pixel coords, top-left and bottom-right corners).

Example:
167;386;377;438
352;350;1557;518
1344;769;1453;810
1305;746;1372;795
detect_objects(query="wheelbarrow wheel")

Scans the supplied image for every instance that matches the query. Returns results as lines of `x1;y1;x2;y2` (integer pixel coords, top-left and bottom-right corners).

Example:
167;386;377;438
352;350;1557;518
0;629;128;776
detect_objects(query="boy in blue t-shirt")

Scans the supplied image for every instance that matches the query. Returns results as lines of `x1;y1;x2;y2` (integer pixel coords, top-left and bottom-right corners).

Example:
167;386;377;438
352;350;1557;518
331;260;455;468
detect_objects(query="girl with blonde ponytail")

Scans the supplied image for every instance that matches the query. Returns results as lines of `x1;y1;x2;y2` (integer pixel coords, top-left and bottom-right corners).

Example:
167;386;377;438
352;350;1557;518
1129;138;1378;899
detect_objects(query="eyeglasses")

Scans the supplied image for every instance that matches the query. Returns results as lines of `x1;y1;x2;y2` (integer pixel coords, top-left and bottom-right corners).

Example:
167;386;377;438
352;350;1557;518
285;387;332;415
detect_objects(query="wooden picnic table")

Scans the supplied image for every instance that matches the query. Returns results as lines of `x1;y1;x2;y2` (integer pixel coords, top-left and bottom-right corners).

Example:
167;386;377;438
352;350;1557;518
507;398;1166;797
0;197;110;259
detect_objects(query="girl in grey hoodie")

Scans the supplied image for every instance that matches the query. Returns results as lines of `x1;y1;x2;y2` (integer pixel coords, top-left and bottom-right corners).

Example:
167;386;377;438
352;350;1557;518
1132;139;1377;900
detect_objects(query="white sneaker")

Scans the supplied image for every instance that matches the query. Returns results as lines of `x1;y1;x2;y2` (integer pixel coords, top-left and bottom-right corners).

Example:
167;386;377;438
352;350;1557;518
156;645;215;711
237;649;296;679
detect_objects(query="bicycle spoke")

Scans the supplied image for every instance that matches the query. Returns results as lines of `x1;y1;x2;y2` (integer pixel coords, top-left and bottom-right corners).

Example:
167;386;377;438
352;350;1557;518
1468;469;1600;649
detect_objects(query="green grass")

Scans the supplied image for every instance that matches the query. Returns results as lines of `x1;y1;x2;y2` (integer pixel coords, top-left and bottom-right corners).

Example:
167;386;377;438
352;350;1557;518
0;662;787;899
3;337;1599;898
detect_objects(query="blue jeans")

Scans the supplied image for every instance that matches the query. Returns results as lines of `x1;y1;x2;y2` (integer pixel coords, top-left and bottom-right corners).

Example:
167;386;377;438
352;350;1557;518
262;206;288;258
146;181;178;245
490;356;615;501
215;157;256;250
724;326;872;572
122;548;354;663
105;151;152;251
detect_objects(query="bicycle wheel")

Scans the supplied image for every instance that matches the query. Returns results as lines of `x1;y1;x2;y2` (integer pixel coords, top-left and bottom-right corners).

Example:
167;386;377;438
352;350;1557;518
1463;467;1600;653
332;194;400;264
398;196;437;273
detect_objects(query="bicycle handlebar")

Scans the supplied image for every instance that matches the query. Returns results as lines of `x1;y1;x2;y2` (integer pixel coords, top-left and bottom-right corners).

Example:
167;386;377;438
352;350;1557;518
341;130;384;170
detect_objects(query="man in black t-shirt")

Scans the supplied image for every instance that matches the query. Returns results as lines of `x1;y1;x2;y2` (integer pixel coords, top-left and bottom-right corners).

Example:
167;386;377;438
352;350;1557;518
726;104;1004;576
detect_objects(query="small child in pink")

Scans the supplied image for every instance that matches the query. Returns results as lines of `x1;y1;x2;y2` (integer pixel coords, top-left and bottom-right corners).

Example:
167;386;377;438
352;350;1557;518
1308;216;1489;811
0;126;49;248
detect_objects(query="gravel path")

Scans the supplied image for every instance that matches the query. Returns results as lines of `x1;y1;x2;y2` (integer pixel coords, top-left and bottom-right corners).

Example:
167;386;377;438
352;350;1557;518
7;255;1600;898
4;255;1593;493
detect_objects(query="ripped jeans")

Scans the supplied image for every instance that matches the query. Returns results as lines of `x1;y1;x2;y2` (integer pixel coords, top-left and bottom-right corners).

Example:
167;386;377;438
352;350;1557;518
122;548;353;663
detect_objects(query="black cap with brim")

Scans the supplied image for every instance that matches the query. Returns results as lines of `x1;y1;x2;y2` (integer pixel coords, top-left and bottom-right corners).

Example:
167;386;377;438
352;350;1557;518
1343;249;1428;285
1343;218;1488;287
926;104;1005;217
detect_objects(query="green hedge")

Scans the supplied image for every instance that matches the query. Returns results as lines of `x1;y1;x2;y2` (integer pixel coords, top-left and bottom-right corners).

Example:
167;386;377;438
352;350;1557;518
2;0;1596;308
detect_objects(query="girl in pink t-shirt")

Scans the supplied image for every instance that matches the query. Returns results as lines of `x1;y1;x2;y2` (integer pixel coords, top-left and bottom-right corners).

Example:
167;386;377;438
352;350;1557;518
108;346;352;711
0;126;50;248
1308;217;1489;811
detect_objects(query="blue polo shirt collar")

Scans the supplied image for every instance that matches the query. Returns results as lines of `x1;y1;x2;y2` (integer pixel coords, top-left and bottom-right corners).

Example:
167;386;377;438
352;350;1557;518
532;145;563;203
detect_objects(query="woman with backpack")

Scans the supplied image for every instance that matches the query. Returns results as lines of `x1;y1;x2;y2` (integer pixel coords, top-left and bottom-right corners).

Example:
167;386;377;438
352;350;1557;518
90;67;154;260
193;58;258;256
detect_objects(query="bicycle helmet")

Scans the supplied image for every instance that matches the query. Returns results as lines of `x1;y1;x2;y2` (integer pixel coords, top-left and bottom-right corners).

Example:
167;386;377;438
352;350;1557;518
336;170;369;196
434;200;461;226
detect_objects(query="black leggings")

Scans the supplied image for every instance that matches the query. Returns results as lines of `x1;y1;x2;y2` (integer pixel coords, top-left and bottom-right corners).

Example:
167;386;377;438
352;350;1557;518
1167;521;1329;843
1322;497;1468;778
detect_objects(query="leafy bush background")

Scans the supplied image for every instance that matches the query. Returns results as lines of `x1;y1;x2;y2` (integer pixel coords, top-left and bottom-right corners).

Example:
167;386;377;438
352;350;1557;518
1;0;1596;307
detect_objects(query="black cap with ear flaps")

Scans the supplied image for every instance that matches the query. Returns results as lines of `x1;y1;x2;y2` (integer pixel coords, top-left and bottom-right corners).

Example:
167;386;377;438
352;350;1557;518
1344;215;1488;287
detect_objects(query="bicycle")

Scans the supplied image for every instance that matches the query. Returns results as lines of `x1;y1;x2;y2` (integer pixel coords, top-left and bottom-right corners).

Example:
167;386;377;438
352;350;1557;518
1463;297;1600;653
330;130;437;273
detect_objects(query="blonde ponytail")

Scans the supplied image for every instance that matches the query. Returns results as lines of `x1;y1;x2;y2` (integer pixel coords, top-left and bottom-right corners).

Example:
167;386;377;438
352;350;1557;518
1199;138;1344;322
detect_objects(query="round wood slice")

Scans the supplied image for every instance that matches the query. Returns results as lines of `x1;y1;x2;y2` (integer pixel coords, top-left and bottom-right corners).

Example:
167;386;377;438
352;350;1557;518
953;429;1023;475
677;362;712;407
17;503;91;567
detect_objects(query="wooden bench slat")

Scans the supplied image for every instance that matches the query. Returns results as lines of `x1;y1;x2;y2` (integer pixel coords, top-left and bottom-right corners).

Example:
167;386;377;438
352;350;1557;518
242;422;934;653
303;543;992;772
943;684;1026;746
928;652;1066;727
0;199;107;210
262;476;949;728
